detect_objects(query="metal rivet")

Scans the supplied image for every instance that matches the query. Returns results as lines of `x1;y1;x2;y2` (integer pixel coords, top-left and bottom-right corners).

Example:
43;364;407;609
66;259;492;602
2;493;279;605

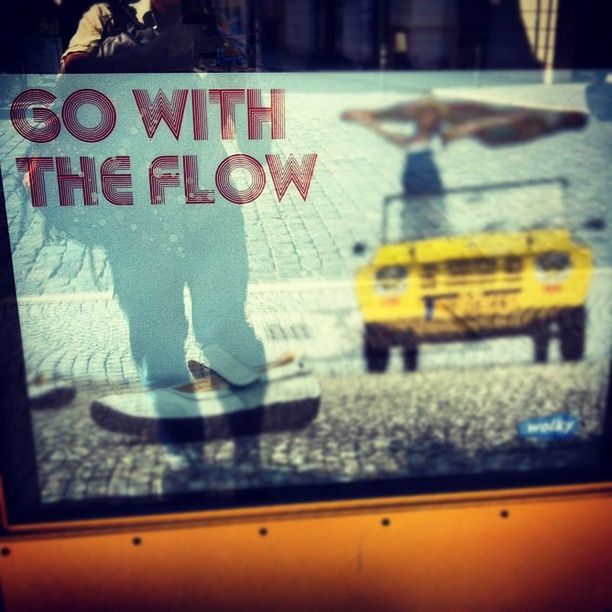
132;536;142;546
259;528;268;537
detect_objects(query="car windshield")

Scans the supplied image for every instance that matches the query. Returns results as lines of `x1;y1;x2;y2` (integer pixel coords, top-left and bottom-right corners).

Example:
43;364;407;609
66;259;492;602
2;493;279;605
387;177;569;242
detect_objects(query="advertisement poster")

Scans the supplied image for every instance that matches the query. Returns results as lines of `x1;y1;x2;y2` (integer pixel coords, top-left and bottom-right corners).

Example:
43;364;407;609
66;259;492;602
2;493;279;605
1;72;611;506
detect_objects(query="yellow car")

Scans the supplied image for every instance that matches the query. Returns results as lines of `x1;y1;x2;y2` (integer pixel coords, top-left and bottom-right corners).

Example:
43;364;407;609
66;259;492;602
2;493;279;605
355;179;593;372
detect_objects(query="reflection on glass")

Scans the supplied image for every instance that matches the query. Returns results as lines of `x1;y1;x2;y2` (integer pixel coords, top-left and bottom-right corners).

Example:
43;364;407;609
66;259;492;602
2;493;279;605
1;68;610;513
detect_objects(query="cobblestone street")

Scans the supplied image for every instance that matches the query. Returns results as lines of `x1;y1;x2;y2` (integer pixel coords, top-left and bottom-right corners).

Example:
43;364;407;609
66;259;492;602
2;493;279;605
32;360;608;502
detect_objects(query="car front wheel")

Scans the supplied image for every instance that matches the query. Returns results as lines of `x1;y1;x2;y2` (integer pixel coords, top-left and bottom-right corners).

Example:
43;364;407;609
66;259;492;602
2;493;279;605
364;341;390;372
559;306;586;361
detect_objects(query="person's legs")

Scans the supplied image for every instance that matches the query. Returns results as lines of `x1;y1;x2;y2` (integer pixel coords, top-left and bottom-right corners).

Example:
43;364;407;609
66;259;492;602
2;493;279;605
442;109;587;147
186;208;265;371
106;246;190;389
185;207;265;470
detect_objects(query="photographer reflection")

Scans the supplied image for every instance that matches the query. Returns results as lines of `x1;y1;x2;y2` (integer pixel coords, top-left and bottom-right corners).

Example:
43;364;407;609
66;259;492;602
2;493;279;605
61;0;193;74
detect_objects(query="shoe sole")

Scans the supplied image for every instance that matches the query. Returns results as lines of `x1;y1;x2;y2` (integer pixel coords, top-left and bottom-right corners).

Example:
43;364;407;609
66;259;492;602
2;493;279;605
90;396;320;442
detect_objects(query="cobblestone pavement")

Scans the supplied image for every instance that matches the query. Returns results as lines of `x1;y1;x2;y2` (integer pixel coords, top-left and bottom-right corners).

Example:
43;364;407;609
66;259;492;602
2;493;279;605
31;360;609;503
10;268;612;388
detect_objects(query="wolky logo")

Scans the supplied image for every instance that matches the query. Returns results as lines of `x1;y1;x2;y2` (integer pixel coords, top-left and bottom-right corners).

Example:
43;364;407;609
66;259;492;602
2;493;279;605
518;413;580;440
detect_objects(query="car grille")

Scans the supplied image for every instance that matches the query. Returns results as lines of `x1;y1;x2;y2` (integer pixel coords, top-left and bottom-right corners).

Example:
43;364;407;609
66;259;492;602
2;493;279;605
420;256;524;287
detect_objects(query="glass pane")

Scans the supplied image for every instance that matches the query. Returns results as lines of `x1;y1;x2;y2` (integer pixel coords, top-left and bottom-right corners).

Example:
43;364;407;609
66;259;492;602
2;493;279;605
1;0;610;523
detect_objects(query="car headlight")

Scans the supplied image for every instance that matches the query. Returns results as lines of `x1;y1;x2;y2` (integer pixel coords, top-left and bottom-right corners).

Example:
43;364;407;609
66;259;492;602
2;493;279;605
535;251;571;282
375;265;408;295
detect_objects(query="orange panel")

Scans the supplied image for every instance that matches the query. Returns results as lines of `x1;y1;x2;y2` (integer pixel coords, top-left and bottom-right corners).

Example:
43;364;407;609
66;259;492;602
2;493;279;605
1;485;612;611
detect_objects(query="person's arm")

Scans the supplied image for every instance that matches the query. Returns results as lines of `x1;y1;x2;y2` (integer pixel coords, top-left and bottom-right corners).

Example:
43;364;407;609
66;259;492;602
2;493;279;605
342;110;412;146
342;103;418;124
62;51;98;73
60;4;108;73
343;111;437;148
365;122;413;147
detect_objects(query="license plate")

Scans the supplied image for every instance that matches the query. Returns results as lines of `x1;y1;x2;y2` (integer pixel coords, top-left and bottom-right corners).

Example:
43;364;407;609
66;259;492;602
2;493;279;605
429;294;518;320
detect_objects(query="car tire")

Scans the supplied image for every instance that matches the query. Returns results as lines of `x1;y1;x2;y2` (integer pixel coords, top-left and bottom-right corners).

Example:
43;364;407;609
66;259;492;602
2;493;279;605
402;346;418;372
559;306;586;361
364;340;390;373
533;330;549;363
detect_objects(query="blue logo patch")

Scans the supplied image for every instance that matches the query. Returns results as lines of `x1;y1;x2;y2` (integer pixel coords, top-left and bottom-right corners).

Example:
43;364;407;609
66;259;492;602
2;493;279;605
518;413;580;440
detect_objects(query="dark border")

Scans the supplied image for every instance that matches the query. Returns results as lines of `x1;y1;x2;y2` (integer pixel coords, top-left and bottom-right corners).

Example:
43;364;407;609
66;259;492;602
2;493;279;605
0;166;43;526
7;460;612;526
